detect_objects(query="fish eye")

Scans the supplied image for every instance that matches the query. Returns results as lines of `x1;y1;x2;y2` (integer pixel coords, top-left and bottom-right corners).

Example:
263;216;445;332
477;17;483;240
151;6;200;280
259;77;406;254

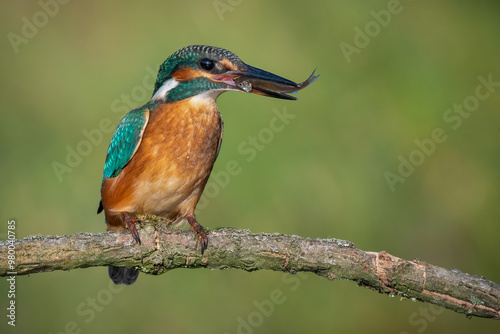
200;58;214;71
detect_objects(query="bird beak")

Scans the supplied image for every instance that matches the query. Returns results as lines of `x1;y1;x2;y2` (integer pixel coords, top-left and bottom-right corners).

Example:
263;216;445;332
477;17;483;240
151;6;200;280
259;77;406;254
212;65;319;100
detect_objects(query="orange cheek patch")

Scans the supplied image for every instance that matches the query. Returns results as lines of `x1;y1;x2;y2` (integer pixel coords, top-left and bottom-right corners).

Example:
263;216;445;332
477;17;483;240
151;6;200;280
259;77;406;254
220;58;239;71
173;67;212;81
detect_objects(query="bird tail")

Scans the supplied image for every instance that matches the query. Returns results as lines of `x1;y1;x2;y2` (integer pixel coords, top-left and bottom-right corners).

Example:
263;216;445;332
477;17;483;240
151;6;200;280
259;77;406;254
108;266;139;285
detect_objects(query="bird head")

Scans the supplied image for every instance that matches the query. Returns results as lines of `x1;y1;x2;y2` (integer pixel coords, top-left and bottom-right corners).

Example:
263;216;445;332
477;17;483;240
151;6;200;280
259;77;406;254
151;45;318;103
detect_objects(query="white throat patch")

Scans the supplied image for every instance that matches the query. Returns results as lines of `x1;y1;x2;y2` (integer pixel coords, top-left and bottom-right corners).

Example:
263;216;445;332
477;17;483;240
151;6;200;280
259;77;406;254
151;78;179;101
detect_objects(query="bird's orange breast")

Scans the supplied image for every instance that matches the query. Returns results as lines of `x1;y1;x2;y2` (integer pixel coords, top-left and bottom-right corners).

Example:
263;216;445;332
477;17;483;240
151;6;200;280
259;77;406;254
101;97;223;228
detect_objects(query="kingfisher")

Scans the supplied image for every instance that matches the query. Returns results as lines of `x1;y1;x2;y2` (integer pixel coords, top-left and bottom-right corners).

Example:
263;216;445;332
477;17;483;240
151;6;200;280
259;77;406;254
98;45;318;285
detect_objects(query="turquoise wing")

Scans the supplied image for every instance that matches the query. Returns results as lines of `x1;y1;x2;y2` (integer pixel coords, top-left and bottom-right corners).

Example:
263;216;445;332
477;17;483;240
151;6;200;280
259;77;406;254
103;106;150;180
97;105;152;214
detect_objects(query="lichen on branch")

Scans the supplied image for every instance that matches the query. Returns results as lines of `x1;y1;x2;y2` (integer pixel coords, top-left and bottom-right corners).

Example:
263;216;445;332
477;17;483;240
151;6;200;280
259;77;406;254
0;217;498;319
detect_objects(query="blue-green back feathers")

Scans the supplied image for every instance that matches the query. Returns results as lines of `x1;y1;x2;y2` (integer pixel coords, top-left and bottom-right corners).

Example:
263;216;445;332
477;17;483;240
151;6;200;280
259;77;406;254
102;104;155;180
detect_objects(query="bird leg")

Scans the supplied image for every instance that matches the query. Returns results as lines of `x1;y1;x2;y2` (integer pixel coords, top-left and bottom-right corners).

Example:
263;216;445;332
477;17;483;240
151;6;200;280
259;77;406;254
186;215;208;254
121;212;141;245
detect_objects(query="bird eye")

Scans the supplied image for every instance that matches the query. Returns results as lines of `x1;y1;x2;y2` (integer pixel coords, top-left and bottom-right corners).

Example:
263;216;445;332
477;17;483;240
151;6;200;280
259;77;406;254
200;58;214;71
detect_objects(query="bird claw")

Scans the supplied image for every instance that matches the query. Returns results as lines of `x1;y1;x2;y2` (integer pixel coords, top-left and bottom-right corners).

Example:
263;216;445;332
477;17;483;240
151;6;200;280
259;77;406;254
187;215;208;254
129;223;141;245
121;212;141;245
198;227;208;255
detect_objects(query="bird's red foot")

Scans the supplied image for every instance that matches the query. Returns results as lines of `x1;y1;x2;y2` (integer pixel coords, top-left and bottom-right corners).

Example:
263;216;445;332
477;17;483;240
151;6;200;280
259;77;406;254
187;215;208;254
121;212;141;244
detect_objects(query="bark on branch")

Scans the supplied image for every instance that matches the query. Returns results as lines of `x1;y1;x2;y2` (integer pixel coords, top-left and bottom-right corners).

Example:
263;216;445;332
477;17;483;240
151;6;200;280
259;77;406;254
0;217;498;319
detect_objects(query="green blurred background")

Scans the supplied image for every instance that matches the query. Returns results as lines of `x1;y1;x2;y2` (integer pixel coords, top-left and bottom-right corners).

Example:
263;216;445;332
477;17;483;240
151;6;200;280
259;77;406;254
1;1;499;333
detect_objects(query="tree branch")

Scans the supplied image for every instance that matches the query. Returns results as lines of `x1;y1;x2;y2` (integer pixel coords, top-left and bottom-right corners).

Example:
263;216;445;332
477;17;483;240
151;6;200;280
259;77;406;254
1;216;498;319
